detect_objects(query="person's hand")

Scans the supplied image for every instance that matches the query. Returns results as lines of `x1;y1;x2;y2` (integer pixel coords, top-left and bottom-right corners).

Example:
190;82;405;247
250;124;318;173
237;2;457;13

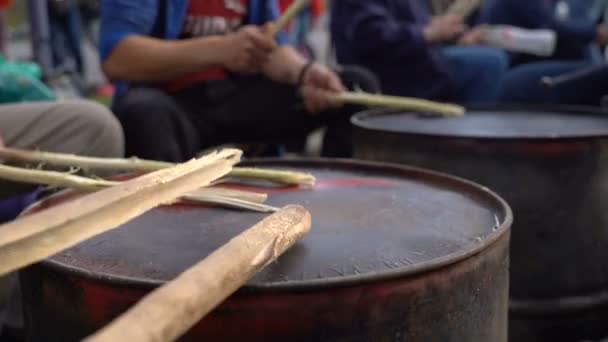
459;25;488;45
423;15;466;43
299;63;346;114
597;24;608;46
221;24;277;74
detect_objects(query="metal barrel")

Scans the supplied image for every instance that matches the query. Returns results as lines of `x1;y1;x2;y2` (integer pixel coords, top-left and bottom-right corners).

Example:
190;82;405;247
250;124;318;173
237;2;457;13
19;159;511;342
352;106;608;342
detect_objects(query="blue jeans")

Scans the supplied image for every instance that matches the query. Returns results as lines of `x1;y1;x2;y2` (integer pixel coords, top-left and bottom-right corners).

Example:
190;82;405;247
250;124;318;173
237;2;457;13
442;46;510;104
495;60;608;105
50;5;84;74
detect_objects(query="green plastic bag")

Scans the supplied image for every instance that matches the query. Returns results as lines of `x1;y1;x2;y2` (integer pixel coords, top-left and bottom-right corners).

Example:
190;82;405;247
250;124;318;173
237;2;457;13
0;55;57;103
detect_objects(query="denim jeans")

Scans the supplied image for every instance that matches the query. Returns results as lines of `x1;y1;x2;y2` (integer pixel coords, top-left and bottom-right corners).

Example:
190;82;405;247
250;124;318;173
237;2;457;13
49;5;84;74
442;46;510;104
495;60;608;105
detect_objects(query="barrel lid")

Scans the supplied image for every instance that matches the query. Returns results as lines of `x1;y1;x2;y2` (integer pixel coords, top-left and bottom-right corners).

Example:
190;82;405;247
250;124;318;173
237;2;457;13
352;106;608;139
29;159;511;290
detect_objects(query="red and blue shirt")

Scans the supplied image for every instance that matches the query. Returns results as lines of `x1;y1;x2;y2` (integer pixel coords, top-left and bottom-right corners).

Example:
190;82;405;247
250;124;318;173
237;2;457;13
167;0;249;92
100;0;286;98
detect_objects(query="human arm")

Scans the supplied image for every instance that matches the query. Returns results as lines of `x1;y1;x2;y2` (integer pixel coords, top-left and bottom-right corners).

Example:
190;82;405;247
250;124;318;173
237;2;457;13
261;41;345;114
102;36;230;82
100;0;276;82
103;28;277;82
458;25;489;45
331;0;455;59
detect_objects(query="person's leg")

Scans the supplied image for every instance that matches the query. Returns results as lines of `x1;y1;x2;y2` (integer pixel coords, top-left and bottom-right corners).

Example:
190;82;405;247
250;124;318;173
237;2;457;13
64;5;84;74
176;73;373;158
323;66;380;156
442;46;510;104
113;87;201;162
0;99;124;337
0;100;123;158
495;60;593;104
0;98;124;207
48;15;67;70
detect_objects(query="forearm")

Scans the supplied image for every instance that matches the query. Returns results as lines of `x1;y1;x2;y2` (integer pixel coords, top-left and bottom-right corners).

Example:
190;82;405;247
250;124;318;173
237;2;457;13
102;35;227;82
262;46;308;85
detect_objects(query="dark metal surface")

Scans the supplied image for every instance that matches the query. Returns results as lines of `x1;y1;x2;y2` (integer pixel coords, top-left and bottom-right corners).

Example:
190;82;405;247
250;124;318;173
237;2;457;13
353;106;608;342
20;159;511;342
353;106;608;139
28;159;509;290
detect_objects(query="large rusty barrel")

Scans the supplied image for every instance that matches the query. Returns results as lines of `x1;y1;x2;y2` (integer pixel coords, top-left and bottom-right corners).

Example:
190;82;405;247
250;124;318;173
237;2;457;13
19;159;511;342
352;106;608;342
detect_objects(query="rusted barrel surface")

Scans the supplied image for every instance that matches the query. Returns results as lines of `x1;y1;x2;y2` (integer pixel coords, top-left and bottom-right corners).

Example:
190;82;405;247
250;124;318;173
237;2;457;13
352;106;608;342
20;159;511;342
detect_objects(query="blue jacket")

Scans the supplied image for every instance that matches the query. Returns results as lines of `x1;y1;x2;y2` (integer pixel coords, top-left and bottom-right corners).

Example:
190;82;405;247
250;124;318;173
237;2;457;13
331;0;457;101
100;0;285;98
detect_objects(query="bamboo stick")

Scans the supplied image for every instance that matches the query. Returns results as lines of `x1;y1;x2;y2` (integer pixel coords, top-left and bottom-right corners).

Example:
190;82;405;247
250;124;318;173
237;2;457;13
0;147;173;172
0;164;116;191
336;91;465;117
0;164;272;211
0;147;316;186
446;0;483;19
85;205;311;342
271;0;310;36
0;149;242;277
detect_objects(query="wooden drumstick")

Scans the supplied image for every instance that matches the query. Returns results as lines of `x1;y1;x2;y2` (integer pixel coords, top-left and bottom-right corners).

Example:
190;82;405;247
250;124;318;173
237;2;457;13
271;0;310;37
0;149;242;277
85;205;311;342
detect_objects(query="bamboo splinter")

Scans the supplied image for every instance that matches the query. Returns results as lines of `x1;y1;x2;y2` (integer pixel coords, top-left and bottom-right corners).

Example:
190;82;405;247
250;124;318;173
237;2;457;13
85;205;311;342
0;149;242;277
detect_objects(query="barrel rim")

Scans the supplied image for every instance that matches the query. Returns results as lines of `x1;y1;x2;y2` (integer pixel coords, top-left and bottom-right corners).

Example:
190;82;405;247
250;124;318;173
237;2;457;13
351;104;608;140
25;158;513;292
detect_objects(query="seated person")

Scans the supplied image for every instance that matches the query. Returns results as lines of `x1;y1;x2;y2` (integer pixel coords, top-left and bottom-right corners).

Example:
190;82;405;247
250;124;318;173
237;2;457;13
493;59;608;105
477;0;608;62
478;0;608;105
0;100;124;220
0;100;124;340
331;0;508;104
100;0;371;162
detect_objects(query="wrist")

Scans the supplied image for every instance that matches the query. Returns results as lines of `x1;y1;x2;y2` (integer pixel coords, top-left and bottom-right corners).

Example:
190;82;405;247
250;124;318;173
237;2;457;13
296;61;315;88
199;36;232;68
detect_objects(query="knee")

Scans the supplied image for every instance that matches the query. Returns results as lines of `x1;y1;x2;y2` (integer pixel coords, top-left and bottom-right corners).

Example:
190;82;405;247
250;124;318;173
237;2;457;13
113;88;169;123
338;65;382;93
476;49;510;75
56;100;125;158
